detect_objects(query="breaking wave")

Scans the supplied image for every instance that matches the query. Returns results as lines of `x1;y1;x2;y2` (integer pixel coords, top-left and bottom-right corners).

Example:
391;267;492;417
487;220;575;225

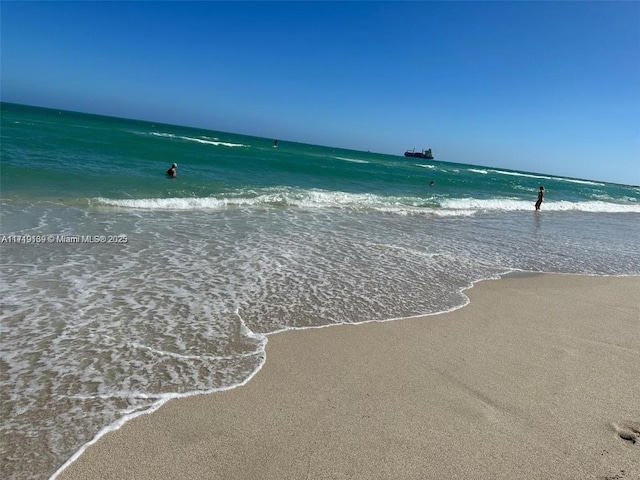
145;132;247;148
333;156;369;164
489;169;605;186
93;189;640;214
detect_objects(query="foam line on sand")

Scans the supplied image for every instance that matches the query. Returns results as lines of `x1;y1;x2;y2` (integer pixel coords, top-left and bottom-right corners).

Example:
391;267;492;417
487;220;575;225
56;274;640;480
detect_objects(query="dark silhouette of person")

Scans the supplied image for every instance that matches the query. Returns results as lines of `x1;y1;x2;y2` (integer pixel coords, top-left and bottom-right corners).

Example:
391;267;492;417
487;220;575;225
167;163;177;178
535;185;544;210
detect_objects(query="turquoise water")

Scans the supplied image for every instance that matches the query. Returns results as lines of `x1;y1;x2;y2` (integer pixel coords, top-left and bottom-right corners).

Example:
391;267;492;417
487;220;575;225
1;102;639;479
4;103;639;211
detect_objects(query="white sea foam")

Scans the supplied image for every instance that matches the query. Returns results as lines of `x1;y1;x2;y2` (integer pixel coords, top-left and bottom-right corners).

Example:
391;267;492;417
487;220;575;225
490;169;551;180
93;190;387;211
93;190;442;215
591;193;616;202
50;321;268;480
553;177;606;186
489;169;605;186
416;164;436;169
148;132;246;148
93;191;640;214
465;166;606;187
441;198;640;213
545;200;640;212
94;196;230;209
334;156;369;164
440;198;533;211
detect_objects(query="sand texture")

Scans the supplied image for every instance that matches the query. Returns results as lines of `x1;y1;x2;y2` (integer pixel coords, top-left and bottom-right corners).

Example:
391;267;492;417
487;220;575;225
56;274;640;480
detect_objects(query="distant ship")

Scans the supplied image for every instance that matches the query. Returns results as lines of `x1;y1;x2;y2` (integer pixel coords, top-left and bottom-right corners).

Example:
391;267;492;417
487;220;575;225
404;148;434;160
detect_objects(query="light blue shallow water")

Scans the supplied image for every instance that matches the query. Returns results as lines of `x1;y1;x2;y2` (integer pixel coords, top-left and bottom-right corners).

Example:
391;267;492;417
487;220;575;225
1;103;639;479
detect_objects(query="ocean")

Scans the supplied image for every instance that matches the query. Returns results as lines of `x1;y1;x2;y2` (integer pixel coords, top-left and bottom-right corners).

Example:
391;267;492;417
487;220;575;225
1;102;639;480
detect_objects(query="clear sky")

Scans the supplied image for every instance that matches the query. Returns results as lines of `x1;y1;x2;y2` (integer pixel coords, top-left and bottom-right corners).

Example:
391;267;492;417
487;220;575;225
2;1;639;185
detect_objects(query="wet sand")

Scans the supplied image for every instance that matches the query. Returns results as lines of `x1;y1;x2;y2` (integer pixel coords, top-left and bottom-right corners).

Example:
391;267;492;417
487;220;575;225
56;274;640;480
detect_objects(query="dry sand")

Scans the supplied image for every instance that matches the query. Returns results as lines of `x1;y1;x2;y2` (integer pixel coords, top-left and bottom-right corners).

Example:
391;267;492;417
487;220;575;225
56;274;640;480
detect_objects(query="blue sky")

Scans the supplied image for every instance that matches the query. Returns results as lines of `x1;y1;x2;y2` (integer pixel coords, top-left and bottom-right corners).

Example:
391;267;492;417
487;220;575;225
2;1;639;185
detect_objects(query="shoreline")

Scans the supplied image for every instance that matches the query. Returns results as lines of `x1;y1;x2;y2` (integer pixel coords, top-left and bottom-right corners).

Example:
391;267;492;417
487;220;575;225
55;273;640;479
50;269;503;479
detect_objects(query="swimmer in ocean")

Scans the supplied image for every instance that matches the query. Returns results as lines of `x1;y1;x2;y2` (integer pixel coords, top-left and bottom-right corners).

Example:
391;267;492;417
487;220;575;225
167;163;177;178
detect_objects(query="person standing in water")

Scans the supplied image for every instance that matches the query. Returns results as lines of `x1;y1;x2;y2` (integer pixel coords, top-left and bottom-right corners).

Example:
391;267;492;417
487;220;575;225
167;163;177;178
535;185;545;210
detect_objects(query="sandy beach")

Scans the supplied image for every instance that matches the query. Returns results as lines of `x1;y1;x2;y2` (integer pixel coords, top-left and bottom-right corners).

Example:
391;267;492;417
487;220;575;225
56;274;639;480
